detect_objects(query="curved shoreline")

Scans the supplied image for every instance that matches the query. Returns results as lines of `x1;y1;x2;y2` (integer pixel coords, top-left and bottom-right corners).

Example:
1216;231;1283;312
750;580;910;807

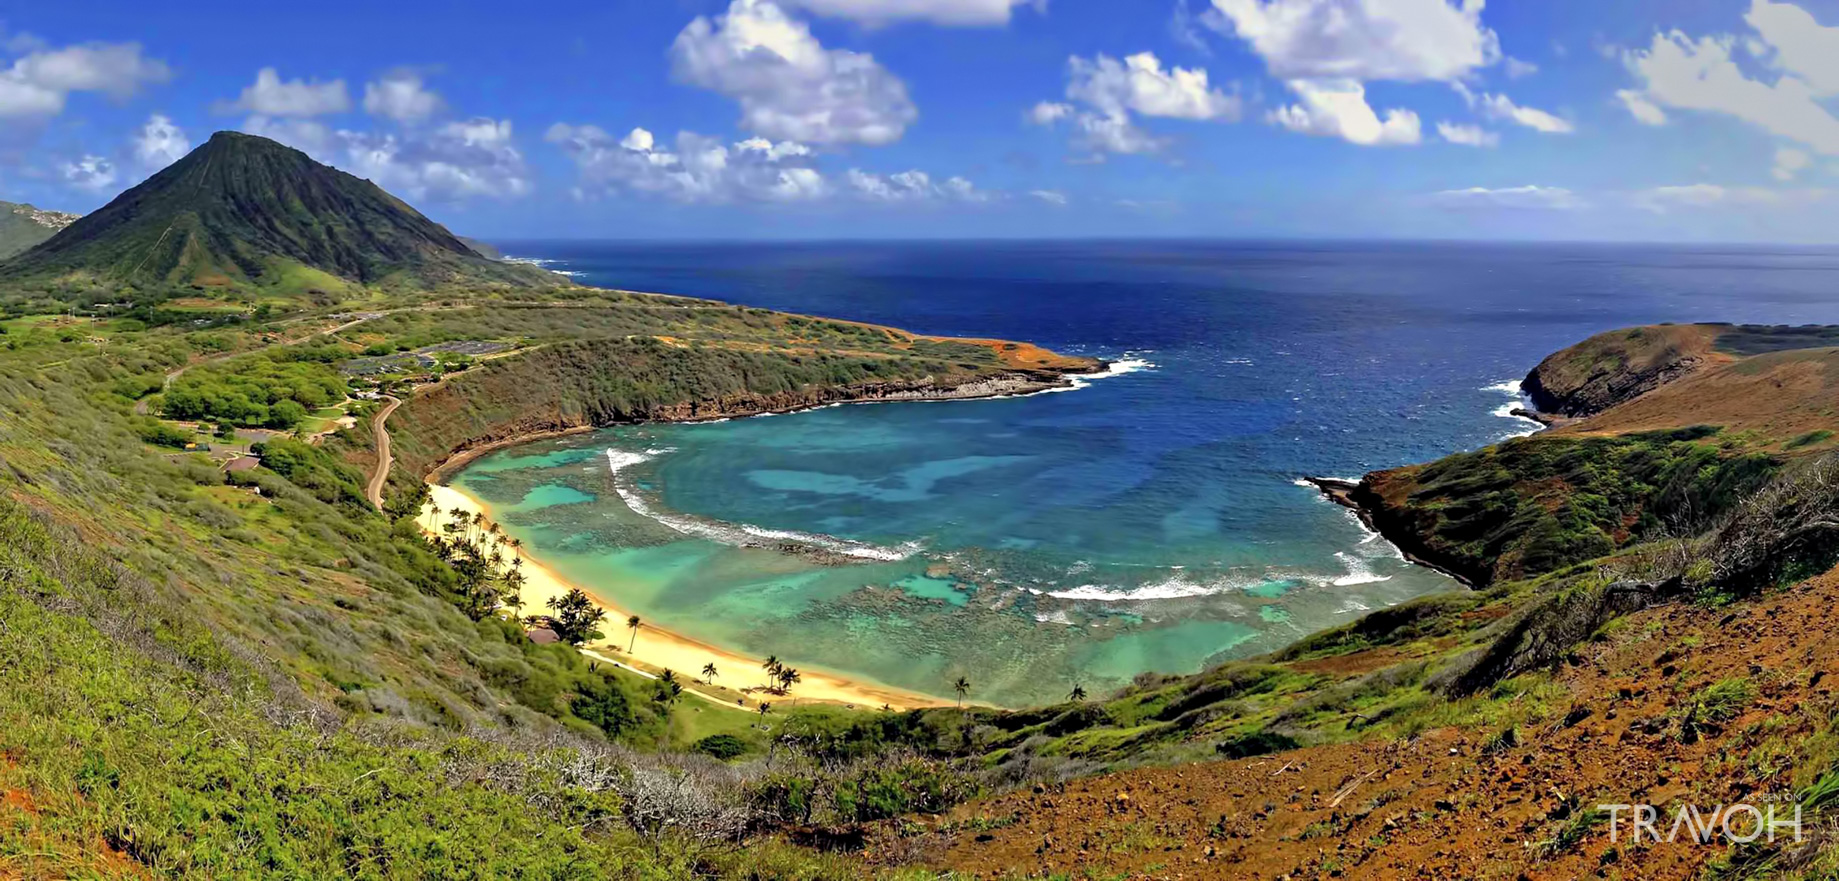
423;368;1108;486
420;482;955;711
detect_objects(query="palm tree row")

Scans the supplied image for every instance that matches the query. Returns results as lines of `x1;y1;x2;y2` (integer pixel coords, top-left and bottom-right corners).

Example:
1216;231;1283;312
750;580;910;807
760;656;802;695
428;507;527;622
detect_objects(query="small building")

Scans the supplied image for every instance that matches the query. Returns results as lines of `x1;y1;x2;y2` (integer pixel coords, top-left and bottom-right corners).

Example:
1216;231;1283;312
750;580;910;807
225;457;261;473
526;627;561;645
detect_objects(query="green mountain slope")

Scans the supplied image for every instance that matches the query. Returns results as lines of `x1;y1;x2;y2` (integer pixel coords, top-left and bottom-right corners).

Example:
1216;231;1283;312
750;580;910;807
0;200;78;260
0;131;551;294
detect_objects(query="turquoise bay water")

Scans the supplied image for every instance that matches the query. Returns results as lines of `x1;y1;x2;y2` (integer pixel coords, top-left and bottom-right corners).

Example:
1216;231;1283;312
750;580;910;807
458;241;1839;706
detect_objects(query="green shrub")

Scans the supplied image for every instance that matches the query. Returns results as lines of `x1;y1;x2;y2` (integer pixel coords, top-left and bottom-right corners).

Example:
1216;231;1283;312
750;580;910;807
693;733;749;761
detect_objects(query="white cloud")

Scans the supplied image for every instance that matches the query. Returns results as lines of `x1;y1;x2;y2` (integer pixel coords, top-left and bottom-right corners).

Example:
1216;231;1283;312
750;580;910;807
341;118;532;200
774;0;1034;26
1028;188;1069;205
59;154;117;192
1170;0;1220;55
1269;78;1420;145
1027;101;1074;124
1431;185;1584;210
548;121;990;206
132;114;189;170
216;68;351;117
1032;52;1238;157
670;0;917;146
1208;0;1499;82
1472;90;1573;133
1504;56;1538;78
548;123;830;203
242;114;529;200
1068;52;1240;121
1210;1;1500;148
363;71;444;123
0;40;169;118
1631;182;1823;213
1436;121;1497;147
1744;0;1839;95
846;168;988;202
1616;88;1667;125
1773;146;1812;180
241;116;337;157
1618;3;1839;153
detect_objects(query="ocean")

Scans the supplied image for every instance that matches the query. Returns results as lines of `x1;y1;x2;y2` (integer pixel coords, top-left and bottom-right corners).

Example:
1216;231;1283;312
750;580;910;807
460;240;1839;706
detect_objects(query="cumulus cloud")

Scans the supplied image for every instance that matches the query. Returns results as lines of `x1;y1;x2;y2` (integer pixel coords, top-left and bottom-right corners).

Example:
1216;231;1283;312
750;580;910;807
1745;0;1839;94
1028;189;1069;205
1431;185;1584;210
1504;56;1539;78
1031;52;1239;157
1068;52;1241;121
1773;145;1812;180
216;67;351;117
241;115;529;201
59;154;118;192
132;113;189;170
775;0;1035;26
547;123;829;203
1208;0;1500;82
0;40;170;118
364;71;444;123
1436;121;1497;147
341;119;533;200
670;0;918;146
547;122;992;206
1268;78;1420;145
1617;1;1839;153
241;116;337;157
1209;0;1498;146
846;168;989;202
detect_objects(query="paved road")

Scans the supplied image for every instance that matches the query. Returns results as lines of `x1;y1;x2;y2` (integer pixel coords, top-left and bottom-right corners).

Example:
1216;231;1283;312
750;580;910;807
364;394;403;510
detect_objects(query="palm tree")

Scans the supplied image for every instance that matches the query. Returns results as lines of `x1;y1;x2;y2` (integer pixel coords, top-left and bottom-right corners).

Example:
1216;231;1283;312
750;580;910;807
626;615;642;652
762;655;782;688
777;667;801;695
757;702;772;724
702;662;718;684
1069;683;1087;702
953;676;971;708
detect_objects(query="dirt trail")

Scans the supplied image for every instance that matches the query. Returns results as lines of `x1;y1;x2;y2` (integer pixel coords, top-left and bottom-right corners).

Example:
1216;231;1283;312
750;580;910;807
364;395;402;510
890;567;1839;880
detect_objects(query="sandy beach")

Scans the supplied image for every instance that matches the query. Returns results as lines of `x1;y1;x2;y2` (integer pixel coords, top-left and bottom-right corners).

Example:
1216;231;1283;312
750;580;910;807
420;482;952;711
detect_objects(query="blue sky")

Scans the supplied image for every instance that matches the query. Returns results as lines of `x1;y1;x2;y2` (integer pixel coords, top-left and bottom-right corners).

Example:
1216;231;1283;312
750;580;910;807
2;0;1838;242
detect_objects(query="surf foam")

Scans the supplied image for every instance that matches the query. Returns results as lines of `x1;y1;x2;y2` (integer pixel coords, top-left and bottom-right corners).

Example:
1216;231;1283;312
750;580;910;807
604;448;920;561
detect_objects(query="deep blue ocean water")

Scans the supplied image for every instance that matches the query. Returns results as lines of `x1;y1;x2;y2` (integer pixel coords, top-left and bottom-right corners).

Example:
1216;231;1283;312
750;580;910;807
459;240;1839;705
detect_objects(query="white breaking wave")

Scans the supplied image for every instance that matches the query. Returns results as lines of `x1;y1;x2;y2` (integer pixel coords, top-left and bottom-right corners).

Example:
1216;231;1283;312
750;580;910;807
1486;379;1544;437
1038;576;1224;602
1330;551;1393;586
604;448;920;561
502;255;582;278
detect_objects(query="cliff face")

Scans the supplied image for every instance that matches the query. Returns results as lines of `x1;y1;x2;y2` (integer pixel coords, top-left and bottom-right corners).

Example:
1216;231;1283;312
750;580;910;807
360;336;1095;496
1521;324;1726;418
1331;324;1839;589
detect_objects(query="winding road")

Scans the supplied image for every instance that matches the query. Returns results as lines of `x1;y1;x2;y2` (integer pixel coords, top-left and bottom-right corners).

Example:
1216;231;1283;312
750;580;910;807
364;394;402;510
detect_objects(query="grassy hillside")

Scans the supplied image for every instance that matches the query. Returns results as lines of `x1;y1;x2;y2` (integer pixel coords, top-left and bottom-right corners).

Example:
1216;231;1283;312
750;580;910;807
0;132;551;302
6;146;1839;880
0;201;78;260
